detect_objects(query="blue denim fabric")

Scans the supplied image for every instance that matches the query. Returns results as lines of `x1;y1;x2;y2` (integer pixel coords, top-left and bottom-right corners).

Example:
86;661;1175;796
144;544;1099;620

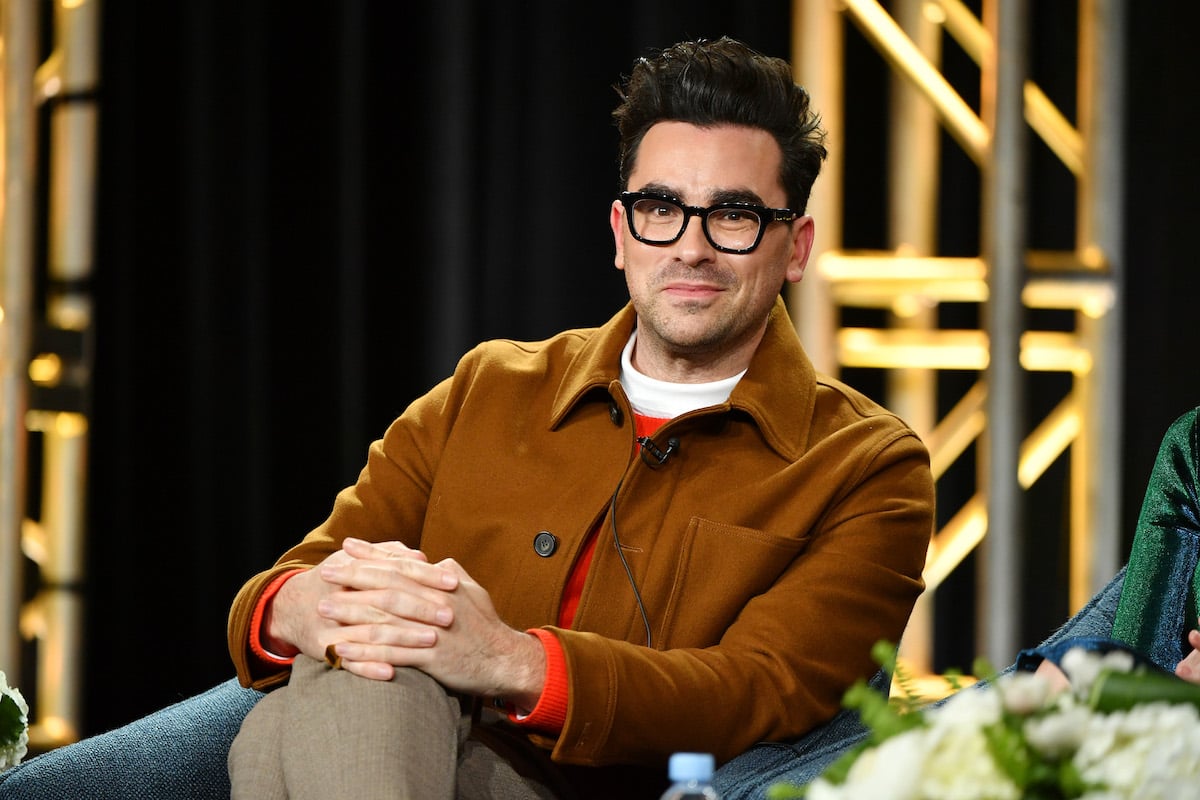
710;671;881;799
0;679;262;800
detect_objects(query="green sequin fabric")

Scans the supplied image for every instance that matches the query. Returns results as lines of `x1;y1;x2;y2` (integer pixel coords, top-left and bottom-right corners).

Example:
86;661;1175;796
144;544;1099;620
1111;407;1200;670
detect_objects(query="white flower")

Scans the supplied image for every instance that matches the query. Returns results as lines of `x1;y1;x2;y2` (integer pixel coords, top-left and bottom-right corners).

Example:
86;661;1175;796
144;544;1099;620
1059;647;1135;696
0;669;29;771
997;670;1054;715
1023;701;1090;758
925;682;1002;730
920;722;1020;800
1072;702;1200;799
807;729;927;800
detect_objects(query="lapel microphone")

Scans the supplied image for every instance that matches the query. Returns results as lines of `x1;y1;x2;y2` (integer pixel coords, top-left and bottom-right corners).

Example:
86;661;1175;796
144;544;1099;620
637;435;680;466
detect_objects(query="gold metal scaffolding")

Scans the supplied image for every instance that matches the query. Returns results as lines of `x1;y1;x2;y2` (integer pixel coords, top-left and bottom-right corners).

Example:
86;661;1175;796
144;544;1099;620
792;0;1124;669
0;0;100;750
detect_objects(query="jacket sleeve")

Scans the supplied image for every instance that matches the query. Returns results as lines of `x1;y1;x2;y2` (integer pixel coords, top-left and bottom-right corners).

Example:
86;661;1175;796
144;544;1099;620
1111;406;1200;670
226;372;461;689
540;421;934;767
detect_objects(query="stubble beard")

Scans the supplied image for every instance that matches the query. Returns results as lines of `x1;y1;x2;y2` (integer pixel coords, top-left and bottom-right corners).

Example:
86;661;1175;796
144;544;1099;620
637;294;750;359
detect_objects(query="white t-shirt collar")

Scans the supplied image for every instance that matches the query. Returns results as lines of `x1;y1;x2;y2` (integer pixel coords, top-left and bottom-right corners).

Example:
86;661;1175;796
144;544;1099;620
618;328;745;419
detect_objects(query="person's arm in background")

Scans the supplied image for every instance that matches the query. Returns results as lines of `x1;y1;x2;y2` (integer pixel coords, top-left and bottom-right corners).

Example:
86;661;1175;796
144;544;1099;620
1021;407;1200;686
1111;407;1200;673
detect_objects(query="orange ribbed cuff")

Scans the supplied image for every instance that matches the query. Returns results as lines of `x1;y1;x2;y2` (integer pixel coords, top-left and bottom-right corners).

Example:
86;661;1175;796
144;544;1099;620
248;569;306;668
509;628;568;733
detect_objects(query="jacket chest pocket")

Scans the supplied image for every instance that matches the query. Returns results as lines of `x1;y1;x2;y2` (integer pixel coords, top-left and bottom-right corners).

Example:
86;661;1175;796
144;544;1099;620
656;518;808;648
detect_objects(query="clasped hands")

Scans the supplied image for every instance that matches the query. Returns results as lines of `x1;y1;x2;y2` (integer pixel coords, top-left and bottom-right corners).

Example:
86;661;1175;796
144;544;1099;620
266;537;545;709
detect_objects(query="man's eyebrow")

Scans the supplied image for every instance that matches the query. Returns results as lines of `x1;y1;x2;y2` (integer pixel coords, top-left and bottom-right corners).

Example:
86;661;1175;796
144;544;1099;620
711;187;766;206
635;182;681;200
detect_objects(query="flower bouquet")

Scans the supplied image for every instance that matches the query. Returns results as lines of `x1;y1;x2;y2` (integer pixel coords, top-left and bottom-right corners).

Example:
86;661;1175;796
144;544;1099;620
0;670;28;771
771;642;1200;799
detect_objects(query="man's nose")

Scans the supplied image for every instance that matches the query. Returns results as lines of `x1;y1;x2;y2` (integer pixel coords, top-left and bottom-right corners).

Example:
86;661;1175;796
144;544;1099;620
675;212;716;259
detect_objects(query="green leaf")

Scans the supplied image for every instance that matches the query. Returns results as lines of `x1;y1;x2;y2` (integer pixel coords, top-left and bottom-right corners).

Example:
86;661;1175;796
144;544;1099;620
1089;667;1200;713
0;693;24;746
1057;760;1092;798
870;640;899;674
971;656;1000;684
842;679;923;743
983;718;1033;787
765;782;809;800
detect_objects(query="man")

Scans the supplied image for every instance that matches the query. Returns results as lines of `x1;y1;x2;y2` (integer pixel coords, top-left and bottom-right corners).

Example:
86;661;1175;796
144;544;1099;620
0;37;932;800
224;37;934;799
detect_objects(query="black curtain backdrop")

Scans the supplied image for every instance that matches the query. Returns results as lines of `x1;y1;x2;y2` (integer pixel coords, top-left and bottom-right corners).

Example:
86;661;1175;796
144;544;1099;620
40;1;1200;735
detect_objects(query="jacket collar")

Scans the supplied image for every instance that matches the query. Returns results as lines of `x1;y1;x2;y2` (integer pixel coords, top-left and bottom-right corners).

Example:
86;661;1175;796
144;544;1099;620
551;296;816;462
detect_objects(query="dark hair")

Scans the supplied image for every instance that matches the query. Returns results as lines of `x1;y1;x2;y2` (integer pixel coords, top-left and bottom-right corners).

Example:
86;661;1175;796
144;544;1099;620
612;37;827;213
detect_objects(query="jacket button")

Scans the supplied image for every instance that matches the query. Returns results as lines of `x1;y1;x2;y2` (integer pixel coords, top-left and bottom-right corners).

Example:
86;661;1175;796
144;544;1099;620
609;402;624;427
533;531;558;557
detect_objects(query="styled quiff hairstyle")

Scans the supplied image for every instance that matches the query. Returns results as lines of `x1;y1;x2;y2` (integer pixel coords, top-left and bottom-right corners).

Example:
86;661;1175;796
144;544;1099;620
612;37;827;213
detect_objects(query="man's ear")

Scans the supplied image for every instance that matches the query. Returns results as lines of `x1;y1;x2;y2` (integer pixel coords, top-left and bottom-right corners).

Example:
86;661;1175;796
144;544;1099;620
786;216;815;284
610;200;627;271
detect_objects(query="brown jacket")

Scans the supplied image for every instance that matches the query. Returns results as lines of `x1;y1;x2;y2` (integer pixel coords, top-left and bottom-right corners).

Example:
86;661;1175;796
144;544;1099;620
228;297;934;767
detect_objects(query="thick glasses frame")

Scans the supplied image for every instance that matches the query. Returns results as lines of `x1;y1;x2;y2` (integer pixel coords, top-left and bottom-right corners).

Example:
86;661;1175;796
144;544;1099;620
618;191;800;254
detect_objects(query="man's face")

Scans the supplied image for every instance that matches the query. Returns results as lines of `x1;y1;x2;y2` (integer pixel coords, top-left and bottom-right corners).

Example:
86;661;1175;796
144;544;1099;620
610;121;813;381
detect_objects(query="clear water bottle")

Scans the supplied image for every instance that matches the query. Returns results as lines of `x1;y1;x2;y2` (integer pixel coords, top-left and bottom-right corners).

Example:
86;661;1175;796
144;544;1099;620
659;752;720;799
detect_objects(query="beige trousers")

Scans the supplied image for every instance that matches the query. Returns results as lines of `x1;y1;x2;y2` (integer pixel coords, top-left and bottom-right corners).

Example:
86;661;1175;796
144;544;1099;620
227;655;560;800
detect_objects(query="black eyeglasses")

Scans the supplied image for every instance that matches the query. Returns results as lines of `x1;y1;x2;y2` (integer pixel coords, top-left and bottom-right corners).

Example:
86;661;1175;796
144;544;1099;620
618;191;800;254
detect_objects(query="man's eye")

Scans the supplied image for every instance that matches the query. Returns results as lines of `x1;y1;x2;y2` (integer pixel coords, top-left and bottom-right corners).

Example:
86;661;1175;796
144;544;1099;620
712;208;758;226
635;200;680;219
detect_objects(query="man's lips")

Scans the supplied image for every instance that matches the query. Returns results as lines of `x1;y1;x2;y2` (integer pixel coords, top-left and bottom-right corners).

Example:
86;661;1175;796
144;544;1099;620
662;282;724;296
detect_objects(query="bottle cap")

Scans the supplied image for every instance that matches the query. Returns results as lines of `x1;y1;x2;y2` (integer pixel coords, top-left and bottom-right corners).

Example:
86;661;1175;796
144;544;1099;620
668;752;714;782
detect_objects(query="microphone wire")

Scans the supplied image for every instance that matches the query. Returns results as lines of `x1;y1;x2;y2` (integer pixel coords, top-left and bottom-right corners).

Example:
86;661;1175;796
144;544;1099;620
609;476;653;649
